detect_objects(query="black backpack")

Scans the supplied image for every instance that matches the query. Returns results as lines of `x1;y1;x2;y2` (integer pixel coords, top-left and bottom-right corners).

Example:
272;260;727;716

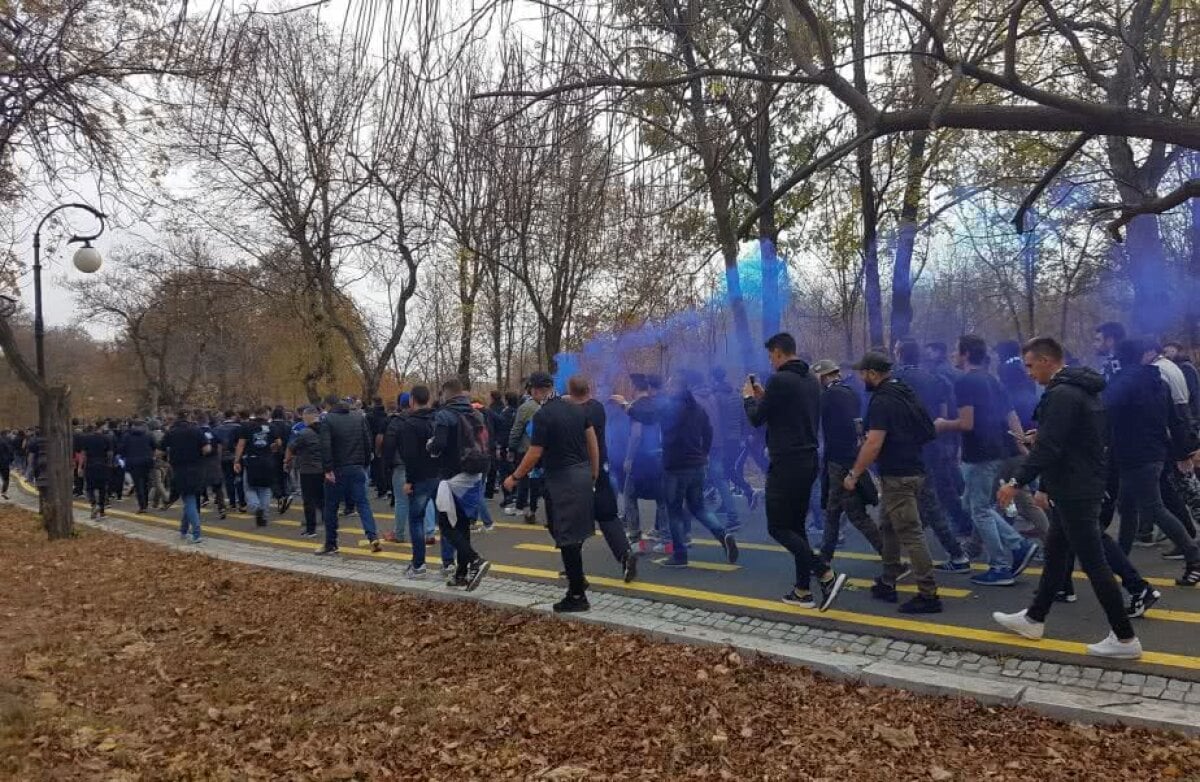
878;380;937;445
456;409;492;474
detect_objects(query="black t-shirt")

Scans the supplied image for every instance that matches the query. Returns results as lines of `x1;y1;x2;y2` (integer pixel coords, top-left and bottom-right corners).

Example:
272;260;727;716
820;382;861;467
237;419;277;484
530;397;591;472
865;382;925;477
580;398;608;466
78;432;113;465
954;370;1013;463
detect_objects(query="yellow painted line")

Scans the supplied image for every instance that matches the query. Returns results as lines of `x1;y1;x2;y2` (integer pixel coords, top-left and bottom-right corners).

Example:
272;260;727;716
90;506;1200;671
1145;608;1200;624
514;542;739;572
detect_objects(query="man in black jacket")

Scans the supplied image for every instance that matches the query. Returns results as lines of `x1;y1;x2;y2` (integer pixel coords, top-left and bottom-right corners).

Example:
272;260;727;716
656;370;738;569
396;386;453;578
430;376;491;590
315;395;381;555
1105;338;1200;585
993;337;1142;660
119;420;156;513
811;360;884;564
744;332;848;611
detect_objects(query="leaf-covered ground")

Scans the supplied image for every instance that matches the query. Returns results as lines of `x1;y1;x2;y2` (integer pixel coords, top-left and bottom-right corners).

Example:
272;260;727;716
0;506;1197;781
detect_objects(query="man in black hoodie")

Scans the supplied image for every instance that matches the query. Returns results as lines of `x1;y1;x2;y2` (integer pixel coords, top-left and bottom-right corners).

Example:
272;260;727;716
1105;338;1200;585
993;337;1142;660
744;332;848;612
656;370;738;569
430;376;491;591
396;386;453;578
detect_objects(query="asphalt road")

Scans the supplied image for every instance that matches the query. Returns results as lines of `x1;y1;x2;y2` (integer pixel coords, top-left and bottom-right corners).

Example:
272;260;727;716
31;479;1200;681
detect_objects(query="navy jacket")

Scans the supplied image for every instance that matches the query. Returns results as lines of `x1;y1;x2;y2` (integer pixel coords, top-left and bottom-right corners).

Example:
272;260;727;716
661;390;713;471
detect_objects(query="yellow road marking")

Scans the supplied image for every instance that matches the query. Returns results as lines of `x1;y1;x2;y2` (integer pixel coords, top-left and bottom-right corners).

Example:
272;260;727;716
82;507;1200;671
512;542;740;572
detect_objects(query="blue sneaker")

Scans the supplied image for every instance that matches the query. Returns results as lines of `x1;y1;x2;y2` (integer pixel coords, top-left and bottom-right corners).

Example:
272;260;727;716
970;567;1015;586
935;558;972;574
1011;541;1039;577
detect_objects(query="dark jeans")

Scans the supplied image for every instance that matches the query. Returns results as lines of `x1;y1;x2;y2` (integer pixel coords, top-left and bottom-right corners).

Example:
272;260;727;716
299;472;324;534
0;465;8;495
128;462;151;510
1163;464;1198;539
561;543;586;596
223;460;245;508
516;471;542;513
1117;462;1200;565
821;461;883;561
664;466;728;563
1059;529;1150;598
323;466;379;548
929;443;972;536
764;453;827;592
408;478;452;569
1028;498;1134;640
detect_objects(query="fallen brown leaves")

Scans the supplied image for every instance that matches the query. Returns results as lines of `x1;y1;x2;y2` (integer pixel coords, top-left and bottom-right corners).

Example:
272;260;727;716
0;505;1197;781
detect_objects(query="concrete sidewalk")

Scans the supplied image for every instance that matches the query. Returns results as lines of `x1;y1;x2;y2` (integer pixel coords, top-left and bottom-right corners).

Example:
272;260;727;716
25;490;1194;736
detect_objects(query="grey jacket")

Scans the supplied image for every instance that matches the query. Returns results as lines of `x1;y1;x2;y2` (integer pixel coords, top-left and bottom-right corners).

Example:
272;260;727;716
508;398;540;454
288;424;324;474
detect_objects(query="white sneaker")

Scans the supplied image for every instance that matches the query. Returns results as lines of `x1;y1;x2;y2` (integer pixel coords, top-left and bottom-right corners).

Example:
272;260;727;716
992;609;1045;640
503;506;517;516
1086;632;1142;660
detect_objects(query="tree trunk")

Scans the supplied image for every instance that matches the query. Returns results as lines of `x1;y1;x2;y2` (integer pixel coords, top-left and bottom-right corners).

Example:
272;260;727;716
853;0;884;349
889;131;928;342
458;298;475;390
40;386;75;540
1124;214;1170;335
756;10;781;342
1188;180;1200;345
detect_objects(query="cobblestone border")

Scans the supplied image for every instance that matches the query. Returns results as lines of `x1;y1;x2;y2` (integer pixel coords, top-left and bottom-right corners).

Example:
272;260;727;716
49;503;1197;736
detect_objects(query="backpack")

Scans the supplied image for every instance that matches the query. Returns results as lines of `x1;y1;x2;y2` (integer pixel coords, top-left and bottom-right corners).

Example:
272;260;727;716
456;409;492;474
878;380;936;445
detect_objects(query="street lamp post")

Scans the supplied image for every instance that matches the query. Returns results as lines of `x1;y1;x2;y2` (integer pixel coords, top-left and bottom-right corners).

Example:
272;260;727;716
32;203;106;382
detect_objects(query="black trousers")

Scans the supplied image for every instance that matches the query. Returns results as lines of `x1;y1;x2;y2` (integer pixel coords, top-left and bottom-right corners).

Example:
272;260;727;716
437;493;479;577
764;453;827;591
128;462;151;510
299;472;325;534
1028;497;1134;640
0;464;9;495
85;466;108;511
594;468;631;564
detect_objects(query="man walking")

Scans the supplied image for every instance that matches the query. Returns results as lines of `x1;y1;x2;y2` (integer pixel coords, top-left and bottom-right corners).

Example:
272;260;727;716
430;376;492;589
843;353;942;614
161;411;209;544
564;375;638;582
993;337;1142;659
315;394;382;555
78;423;113;519
657;370;739;569
935;335;1038;586
381;395;410;543
506;374;601;611
119;419;156;514
398;386;454;578
233;408;281;527
811;359;884;564
508;380;543;523
284;406;324;539
744;332;848;611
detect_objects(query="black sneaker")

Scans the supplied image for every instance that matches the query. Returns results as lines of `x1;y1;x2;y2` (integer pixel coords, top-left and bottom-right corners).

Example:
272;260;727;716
1176;567;1200;587
723;534;739;564
817;572;849;612
899;594;943;614
466;558;490;591
1162;546;1186;561
781;590;816;608
622;553;638;583
279;496;293;514
238;505;248;514
553;594;590;613
446;573;469;587
255;510;267;527
870;578;898;603
1127;586;1162;618
1054;590;1077;603
217;508;227;520
300;530;318;539
314;545;339;556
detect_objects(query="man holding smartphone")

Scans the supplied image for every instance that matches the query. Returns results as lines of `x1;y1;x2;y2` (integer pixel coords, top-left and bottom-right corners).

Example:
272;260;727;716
744;332;848;611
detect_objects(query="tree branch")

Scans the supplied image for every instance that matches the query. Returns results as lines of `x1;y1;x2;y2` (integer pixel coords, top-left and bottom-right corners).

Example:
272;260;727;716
471;67;826;102
1013;132;1093;232
1102;178;1200;242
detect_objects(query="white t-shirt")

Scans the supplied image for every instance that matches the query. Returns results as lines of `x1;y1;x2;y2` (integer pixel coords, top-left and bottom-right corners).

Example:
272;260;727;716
1153;356;1190;405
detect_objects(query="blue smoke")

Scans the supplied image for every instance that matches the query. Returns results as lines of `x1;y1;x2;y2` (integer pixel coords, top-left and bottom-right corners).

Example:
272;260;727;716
555;240;789;394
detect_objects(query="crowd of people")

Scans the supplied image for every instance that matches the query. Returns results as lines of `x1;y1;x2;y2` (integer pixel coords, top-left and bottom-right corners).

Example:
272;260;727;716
2;321;1199;652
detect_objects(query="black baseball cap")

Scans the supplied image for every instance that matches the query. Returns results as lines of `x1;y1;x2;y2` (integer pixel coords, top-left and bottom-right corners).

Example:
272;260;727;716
852;352;893;372
529;371;554;389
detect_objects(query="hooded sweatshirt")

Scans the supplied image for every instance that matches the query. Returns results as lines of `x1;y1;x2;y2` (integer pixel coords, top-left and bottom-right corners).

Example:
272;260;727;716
743;358;820;462
1015;367;1108;501
431;396;480;478
1103;364;1182;469
661;390;713;471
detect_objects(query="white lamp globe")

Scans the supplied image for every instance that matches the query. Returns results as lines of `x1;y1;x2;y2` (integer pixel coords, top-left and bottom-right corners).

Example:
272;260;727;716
73;243;103;273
